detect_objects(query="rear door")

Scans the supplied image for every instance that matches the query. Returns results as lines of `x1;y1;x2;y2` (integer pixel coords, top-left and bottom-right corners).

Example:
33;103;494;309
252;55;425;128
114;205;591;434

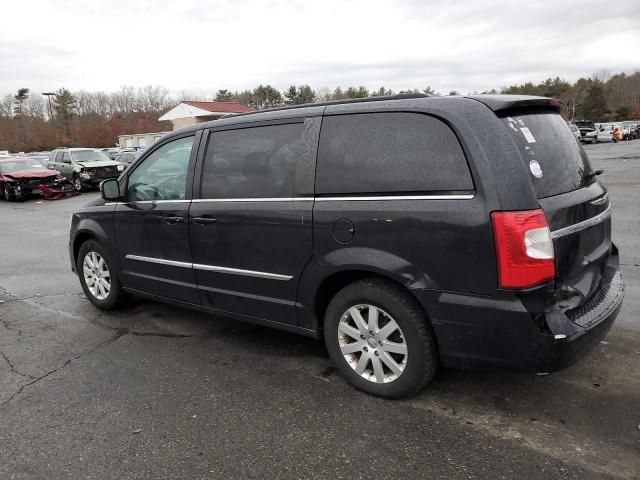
188;118;318;325
500;111;612;310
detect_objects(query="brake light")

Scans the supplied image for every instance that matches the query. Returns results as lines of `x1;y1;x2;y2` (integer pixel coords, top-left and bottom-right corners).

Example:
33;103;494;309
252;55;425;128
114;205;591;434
491;209;555;289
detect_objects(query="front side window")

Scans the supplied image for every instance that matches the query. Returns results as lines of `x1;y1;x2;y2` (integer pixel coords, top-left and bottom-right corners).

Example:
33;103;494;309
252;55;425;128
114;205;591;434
62;152;71;164
201;123;303;199
316;113;473;195
127;136;194;201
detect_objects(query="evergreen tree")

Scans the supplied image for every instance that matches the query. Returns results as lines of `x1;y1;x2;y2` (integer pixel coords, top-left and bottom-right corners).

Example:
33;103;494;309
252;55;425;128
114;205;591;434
13;88;29;116
581;81;608;121
283;85;298;105
215;89;234;101
53;88;77;144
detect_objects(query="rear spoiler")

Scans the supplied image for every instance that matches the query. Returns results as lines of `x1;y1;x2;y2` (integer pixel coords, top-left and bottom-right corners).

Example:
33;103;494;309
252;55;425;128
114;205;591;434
464;95;563;114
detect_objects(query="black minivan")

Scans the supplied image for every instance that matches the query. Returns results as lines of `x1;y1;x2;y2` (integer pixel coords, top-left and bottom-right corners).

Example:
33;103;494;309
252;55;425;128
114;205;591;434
69;94;624;398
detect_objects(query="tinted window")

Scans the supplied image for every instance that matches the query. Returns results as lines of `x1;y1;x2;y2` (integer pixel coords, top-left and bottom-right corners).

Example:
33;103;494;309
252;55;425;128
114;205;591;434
62;152;71;164
127;136;194;201
500;112;594;198
55;152;64;163
201;123;303;198
316;113;472;195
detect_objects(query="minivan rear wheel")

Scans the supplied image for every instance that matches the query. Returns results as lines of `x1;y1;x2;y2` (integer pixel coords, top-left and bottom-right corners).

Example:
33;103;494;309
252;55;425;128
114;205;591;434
77;240;127;310
324;278;438;398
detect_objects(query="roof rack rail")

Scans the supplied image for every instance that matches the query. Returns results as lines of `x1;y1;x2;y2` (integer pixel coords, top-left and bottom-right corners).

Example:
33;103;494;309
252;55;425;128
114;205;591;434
226;93;431;118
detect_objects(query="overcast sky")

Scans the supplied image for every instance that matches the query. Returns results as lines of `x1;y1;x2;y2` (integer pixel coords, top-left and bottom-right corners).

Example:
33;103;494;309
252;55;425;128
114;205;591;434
1;0;639;97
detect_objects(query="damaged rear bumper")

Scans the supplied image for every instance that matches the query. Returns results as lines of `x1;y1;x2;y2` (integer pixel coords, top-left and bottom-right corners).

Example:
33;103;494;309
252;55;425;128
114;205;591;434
412;255;624;373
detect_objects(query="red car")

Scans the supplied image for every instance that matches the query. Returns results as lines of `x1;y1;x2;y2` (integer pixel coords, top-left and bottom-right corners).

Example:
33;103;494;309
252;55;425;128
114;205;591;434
0;157;77;201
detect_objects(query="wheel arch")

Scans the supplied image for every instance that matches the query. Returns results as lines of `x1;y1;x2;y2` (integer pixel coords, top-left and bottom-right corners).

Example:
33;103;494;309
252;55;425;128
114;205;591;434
72;219;120;271
311;267;433;335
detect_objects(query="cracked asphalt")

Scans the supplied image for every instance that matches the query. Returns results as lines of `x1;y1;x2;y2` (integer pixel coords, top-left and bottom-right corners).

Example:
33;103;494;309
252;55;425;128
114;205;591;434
1;142;639;479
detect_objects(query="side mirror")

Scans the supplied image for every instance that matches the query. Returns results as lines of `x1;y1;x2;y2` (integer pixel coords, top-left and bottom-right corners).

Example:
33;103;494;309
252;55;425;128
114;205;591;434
101;178;121;201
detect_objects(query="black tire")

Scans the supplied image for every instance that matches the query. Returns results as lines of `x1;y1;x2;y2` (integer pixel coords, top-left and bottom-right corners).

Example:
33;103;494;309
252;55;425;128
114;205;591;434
3;183;15;201
77;239;128;310
73;175;83;192
323;278;438;399
592;136;597;144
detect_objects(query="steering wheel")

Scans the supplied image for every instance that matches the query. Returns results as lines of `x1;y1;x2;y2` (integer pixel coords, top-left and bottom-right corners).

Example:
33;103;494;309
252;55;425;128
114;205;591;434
130;182;159;201
156;174;186;200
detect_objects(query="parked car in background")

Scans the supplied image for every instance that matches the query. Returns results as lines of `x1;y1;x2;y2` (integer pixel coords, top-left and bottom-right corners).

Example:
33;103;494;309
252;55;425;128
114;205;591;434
114;151;139;167
620;122;638;140
575;120;596;143
102;148;122;160
48;148;125;191
593;123;614;143
569;124;582;141
0;157;76;201
69;94;623;399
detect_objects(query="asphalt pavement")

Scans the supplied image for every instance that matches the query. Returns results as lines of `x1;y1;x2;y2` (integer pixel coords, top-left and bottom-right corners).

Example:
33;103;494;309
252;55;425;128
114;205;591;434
1;141;639;479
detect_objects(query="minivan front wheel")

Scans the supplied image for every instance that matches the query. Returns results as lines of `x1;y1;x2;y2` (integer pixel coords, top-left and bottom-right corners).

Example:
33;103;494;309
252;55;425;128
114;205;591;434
324;279;438;398
77;240;127;310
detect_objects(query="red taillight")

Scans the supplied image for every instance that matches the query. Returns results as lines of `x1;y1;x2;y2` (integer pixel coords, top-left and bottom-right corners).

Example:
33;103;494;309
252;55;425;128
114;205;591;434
491;209;555;289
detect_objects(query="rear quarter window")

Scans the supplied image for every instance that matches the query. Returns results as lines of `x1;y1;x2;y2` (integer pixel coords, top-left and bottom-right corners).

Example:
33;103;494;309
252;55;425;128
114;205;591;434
316;112;473;195
501;111;594;198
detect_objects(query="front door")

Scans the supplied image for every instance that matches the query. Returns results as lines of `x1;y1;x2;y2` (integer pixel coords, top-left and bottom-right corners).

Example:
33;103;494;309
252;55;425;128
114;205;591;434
114;134;200;304
189;121;316;325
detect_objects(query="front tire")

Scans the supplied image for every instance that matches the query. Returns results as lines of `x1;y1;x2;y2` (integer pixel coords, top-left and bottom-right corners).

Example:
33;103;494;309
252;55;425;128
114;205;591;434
3;183;15;201
74;175;83;192
324;278;438;399
77;240;127;310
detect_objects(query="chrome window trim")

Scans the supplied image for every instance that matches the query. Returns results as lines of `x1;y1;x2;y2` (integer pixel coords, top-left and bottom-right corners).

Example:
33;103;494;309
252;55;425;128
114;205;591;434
110;194;475;205
550;204;612;239
315;194;475;201
125;255;292;281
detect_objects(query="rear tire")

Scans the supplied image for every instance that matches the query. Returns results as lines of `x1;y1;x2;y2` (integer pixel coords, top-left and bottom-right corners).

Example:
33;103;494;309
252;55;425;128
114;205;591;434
77;240;128;310
323;278;438;399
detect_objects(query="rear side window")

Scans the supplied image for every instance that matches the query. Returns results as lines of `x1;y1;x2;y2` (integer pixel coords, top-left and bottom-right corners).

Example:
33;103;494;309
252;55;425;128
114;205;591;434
316;113;473;195
201;123;303;199
501;112;594;198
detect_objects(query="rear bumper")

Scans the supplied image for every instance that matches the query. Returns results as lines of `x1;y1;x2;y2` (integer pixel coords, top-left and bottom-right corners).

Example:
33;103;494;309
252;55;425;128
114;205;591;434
413;257;624;373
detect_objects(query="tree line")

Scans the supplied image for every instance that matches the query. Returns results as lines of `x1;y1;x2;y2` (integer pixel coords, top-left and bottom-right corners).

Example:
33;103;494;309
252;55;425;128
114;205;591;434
1;71;639;152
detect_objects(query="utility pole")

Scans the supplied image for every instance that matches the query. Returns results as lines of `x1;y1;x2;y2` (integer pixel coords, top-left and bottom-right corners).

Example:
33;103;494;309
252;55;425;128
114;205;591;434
42;92;55;120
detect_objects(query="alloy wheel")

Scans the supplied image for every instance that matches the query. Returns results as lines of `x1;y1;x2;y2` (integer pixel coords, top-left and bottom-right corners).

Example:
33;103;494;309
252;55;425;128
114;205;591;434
74;177;82;191
337;304;408;383
82;251;111;300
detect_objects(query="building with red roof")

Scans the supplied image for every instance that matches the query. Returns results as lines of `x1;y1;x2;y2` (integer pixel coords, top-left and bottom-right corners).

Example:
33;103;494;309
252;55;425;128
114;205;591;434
159;100;254;130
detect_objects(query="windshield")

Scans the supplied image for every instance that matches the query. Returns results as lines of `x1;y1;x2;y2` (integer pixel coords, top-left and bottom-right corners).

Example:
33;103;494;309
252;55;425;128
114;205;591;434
0;160;48;173
72;150;111;163
501;110;594;198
